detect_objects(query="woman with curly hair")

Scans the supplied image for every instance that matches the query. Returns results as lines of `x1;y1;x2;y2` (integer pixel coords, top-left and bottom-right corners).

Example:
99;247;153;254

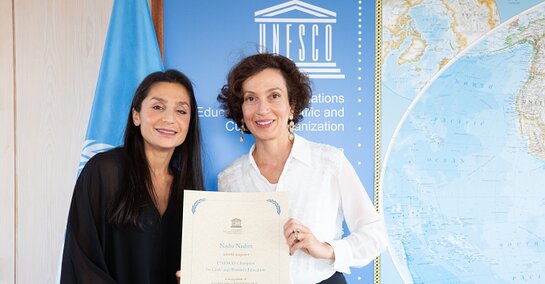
217;53;387;284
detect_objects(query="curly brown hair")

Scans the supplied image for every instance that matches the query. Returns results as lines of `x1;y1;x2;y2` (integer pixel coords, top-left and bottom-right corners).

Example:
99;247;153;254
217;53;312;133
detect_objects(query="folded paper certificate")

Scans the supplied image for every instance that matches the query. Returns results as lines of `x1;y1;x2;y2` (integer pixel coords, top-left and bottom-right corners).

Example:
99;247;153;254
181;190;290;284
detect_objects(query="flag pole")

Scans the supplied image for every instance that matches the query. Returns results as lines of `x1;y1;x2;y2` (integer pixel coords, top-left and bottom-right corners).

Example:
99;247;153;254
151;0;164;61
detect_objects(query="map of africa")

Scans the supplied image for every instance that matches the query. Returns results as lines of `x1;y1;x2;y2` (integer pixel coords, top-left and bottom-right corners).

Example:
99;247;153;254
381;1;545;283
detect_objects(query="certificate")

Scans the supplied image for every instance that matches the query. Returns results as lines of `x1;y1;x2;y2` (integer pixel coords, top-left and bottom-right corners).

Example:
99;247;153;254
181;190;290;284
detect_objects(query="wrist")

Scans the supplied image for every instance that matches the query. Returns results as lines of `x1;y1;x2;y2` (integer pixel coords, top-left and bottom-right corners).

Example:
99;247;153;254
323;242;335;260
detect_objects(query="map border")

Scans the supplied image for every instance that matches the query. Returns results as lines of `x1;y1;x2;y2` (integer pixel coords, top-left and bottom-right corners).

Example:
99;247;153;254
374;0;383;283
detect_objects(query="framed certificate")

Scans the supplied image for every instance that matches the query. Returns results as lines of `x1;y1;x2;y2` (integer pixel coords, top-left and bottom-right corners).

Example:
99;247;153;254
181;190;290;284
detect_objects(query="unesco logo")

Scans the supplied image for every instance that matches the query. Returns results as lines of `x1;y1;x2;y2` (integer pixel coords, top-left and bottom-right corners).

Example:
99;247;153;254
224;218;243;235
255;0;345;79
230;218;242;228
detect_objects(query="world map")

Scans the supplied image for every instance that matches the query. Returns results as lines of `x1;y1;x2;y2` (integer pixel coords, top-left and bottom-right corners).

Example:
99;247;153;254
381;1;545;283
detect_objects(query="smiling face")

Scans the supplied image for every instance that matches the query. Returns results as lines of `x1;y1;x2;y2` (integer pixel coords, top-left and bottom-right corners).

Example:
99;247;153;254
241;68;292;143
132;82;191;155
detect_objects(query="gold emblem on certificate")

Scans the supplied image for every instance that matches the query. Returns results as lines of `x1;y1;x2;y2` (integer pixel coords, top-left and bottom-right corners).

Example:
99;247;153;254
181;191;290;284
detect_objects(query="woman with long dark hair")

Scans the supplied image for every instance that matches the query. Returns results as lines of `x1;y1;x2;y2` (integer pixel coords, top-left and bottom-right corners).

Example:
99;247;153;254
61;70;204;283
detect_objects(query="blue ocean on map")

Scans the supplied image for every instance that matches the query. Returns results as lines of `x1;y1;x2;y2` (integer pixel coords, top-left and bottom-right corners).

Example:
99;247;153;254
382;3;545;282
496;0;545;21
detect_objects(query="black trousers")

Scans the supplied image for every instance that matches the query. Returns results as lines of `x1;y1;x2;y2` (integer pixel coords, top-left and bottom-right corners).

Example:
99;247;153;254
317;272;347;284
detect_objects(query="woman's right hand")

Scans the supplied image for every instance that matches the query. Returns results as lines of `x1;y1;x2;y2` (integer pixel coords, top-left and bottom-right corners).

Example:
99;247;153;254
284;218;335;260
176;270;181;284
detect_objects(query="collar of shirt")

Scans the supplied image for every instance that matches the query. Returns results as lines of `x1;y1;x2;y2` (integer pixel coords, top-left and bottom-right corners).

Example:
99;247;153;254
247;134;312;167
246;134;312;188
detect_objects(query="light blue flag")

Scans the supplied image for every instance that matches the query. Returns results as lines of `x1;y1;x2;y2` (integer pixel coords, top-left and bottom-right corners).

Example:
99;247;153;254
79;0;164;171
58;1;163;282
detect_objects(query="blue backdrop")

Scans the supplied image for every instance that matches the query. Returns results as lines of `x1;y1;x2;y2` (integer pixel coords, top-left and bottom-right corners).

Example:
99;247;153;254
164;1;378;282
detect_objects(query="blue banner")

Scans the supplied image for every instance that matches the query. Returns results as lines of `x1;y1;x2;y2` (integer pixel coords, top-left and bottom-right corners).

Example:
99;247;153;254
79;0;164;171
164;1;377;282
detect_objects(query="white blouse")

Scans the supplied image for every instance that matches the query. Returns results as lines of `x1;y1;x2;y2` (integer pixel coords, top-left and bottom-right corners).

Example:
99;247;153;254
218;135;388;283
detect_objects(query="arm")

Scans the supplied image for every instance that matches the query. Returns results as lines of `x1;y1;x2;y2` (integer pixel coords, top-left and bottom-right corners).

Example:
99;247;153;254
60;157;117;284
217;172;227;192
328;151;388;272
217;163;239;192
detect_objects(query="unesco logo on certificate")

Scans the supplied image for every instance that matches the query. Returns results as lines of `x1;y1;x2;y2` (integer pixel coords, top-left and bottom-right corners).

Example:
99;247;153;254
224;218;244;234
255;0;345;79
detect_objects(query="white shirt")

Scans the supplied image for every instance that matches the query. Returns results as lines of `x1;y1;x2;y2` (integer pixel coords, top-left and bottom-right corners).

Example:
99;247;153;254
218;135;388;283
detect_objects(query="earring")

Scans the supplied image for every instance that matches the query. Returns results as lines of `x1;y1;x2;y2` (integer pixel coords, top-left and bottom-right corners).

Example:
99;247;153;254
239;122;246;143
288;113;295;141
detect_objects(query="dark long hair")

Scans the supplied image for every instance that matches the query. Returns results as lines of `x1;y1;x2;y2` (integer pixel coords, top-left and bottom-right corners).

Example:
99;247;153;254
109;69;204;227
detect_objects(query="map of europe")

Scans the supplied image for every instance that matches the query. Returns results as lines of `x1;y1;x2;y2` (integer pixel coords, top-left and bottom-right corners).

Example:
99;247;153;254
381;1;545;283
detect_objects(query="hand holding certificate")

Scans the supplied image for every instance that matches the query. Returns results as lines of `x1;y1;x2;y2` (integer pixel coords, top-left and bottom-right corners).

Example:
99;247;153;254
181;191;290;284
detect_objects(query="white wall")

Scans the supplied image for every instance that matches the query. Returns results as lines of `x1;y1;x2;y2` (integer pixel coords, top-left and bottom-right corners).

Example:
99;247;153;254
0;0;15;283
0;0;111;282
